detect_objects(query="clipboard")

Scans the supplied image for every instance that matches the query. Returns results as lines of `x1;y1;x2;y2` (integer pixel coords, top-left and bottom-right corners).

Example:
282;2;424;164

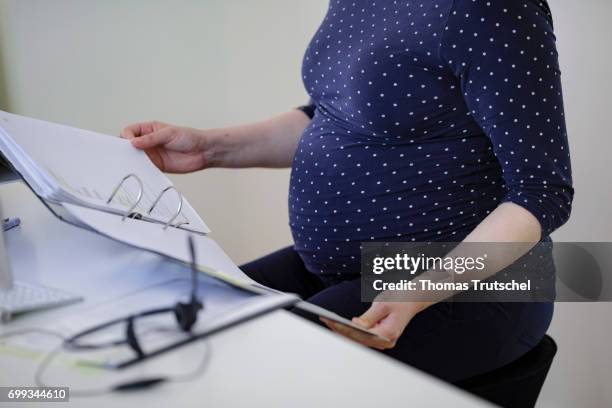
0;150;191;235
0;110;209;235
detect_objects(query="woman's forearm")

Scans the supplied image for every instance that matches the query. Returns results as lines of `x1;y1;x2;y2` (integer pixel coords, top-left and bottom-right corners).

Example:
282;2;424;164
463;201;542;243
404;202;543;308
207;110;311;168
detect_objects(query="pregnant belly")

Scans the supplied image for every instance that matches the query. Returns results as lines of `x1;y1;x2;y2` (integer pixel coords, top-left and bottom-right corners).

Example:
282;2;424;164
288;126;505;276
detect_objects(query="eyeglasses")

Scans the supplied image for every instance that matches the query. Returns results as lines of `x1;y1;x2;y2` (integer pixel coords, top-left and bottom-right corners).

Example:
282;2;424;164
64;235;204;368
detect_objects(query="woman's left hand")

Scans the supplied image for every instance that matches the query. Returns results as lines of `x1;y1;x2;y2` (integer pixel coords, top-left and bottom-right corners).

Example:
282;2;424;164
321;297;431;350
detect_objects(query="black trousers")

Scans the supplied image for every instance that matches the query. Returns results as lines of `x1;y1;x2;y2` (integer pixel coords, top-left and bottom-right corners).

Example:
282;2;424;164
241;246;553;382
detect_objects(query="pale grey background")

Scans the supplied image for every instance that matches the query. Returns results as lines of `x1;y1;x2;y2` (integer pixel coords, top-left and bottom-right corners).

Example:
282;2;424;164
0;1;610;406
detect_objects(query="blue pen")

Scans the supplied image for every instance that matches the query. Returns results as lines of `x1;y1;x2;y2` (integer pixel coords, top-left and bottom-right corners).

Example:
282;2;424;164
2;217;21;231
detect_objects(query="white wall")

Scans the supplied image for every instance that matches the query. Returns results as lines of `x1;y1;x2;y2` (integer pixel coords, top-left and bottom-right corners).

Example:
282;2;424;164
549;0;612;242
0;0;328;265
537;1;612;407
0;0;610;406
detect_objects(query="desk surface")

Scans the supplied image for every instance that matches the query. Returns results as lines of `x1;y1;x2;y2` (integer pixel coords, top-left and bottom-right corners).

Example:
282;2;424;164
0;182;487;407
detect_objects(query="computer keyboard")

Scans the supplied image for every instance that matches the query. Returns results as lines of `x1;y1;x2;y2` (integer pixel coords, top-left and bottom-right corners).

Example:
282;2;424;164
0;281;83;323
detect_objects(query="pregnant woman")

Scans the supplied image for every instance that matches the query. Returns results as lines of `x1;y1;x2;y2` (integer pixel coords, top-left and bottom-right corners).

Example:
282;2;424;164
122;0;573;382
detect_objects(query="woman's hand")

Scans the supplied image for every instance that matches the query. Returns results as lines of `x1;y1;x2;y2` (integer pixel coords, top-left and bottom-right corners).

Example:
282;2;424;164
121;121;216;173
321;298;430;350
121;110;311;172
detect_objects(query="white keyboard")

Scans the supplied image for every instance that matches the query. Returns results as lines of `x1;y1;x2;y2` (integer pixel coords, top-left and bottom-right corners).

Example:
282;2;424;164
0;281;83;323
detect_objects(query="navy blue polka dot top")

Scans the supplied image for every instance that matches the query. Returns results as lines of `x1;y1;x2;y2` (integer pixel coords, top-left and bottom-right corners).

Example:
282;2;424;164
289;0;574;277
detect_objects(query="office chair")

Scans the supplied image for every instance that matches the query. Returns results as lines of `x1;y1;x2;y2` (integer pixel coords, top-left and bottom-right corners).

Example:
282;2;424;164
454;335;557;408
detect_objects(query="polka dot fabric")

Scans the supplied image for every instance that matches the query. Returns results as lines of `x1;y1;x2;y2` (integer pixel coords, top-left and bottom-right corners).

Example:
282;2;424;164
289;0;573;277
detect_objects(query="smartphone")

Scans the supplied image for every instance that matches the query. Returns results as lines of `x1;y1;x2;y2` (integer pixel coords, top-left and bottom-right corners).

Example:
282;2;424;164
295;301;390;342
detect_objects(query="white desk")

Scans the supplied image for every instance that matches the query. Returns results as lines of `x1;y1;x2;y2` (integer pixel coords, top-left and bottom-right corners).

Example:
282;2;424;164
0;182;488;407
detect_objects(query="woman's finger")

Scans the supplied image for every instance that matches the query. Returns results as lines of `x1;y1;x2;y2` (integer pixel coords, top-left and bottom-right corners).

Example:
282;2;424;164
353;302;390;329
121;121;169;140
121;122;152;139
120;127;136;139
336;323;394;349
321;318;394;349
131;127;175;150
368;313;405;346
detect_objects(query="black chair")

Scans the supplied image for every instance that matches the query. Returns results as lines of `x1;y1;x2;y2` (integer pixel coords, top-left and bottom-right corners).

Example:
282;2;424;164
454;335;557;408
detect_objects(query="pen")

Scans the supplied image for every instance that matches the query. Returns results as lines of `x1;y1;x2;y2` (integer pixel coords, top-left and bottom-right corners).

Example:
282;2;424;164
2;217;21;231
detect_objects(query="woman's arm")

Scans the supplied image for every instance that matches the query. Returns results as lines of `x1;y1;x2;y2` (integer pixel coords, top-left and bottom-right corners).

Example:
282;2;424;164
121;109;311;172
205;110;311;168
323;202;542;349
